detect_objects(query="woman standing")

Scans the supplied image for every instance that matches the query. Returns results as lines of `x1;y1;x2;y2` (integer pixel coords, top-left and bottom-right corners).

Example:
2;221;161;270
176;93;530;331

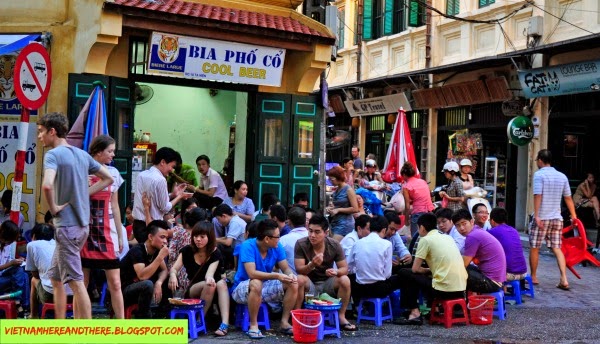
341;158;356;186
81;135;125;318
459;159;474;191
169;221;230;336
438;161;465;213
400;162;434;236
573;172;600;226
223;180;255;223
326;166;359;241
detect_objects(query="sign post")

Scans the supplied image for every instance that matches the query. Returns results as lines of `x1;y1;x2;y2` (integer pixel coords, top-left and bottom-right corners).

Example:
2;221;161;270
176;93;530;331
10;42;51;225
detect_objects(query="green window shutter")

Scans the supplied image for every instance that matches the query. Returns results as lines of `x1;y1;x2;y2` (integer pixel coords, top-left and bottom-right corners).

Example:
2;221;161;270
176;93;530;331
383;0;394;35
454;0;460;14
363;0;373;40
408;0;422;27
447;0;459;15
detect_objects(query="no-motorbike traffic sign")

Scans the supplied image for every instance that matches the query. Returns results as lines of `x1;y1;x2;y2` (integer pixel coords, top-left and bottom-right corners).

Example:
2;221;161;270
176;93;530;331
13;43;52;110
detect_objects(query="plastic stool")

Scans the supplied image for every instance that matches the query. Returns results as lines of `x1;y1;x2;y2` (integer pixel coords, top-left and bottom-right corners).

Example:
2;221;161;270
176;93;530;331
0;300;17;319
429;298;469;328
484;290;506;320
504;280;523;304
170;303;206;339
389;290;403;318
41;303;74;319
522;275;535;299
304;304;341;340
235;303;271;332
356;296;393;327
125;304;138;319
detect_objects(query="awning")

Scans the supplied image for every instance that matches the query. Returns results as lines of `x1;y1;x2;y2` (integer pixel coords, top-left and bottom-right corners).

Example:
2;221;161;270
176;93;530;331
0;34;42;55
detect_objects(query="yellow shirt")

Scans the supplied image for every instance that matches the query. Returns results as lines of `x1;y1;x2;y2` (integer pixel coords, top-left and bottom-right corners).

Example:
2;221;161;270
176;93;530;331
415;230;467;292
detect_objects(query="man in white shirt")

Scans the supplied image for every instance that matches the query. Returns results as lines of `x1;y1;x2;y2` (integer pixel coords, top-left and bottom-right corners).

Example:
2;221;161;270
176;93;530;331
25;223;74;318
340;214;371;259
132;147;190;243
279;207;308;274
194;155;228;210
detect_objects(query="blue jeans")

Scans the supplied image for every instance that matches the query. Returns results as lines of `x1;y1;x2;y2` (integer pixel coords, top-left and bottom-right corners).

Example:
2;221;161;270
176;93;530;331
0;266;30;309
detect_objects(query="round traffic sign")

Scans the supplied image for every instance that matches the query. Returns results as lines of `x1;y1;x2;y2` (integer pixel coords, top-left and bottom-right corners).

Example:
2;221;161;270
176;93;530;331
13;43;52;110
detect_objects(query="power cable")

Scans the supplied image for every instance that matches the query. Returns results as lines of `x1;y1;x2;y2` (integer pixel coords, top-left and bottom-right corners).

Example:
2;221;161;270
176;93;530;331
525;0;595;35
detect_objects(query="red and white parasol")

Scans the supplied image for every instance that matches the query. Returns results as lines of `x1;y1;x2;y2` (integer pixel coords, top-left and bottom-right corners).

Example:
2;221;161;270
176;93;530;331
381;108;419;183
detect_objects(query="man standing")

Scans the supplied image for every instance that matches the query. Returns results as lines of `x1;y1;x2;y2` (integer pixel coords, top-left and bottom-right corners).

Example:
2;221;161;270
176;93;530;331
120;220;170;318
132;147;190;243
530;149;576;289
38;112;114;319
295;215;356;331
453;209;506;293
194;155;228;210
351;146;363;170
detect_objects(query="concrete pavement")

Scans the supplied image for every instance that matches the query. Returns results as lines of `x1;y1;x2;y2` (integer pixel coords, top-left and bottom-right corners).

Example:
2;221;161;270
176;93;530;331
188;245;600;344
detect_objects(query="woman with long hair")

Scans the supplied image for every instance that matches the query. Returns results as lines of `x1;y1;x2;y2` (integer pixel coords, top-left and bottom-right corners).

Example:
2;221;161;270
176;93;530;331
223;180;255;223
80;135;125;318
326;166;359;241
400;162;434;236
169;221;230;336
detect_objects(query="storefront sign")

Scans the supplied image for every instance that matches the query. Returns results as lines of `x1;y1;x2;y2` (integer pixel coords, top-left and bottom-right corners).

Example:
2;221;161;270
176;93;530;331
0;115;38;230
518;60;600;98
147;32;286;87
507;116;534;146
501;99;525;116
346;93;411;117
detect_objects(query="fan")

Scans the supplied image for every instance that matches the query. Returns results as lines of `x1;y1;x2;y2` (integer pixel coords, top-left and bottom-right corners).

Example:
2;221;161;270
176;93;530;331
135;83;154;105
326;129;351;150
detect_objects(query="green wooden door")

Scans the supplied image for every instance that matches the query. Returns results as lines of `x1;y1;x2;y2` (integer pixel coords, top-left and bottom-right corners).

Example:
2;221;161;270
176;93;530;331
252;93;321;210
67;73;135;217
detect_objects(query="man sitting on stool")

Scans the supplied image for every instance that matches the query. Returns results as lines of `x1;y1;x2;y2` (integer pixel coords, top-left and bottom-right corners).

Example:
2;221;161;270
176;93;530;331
120;220;170;318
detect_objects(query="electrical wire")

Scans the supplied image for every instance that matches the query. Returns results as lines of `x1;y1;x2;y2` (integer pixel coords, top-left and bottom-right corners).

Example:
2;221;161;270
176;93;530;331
412;0;530;25
525;0;595;35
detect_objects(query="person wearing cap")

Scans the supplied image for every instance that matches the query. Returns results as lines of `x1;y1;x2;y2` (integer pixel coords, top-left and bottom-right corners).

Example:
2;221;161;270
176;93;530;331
439;161;465;212
459;159;474;190
360;159;386;191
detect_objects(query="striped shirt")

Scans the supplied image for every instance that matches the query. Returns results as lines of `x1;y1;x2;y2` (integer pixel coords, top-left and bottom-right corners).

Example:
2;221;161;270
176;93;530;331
533;166;571;220
133;166;172;221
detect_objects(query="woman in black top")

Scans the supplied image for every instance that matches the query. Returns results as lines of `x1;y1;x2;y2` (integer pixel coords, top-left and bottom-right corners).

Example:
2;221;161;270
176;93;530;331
168;221;230;336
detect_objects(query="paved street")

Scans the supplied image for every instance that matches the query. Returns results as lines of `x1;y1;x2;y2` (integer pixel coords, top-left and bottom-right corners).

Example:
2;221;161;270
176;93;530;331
189;238;600;344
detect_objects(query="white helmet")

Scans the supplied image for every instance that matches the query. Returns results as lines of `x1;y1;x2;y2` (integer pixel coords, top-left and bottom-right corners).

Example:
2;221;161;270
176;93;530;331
459;158;472;167
442;161;460;172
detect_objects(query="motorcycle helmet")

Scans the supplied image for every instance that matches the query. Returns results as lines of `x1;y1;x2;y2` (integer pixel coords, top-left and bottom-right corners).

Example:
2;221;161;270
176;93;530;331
459;158;472;167
441;161;460;173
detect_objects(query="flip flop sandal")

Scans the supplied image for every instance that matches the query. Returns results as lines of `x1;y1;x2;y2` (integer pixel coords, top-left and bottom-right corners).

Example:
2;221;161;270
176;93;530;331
341;323;357;331
556;283;570;291
279;327;294;335
215;323;229;336
246;329;265;339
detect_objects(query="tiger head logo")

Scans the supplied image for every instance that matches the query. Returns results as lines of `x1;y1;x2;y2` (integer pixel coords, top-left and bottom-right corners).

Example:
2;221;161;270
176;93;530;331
158;35;179;63
0;54;17;101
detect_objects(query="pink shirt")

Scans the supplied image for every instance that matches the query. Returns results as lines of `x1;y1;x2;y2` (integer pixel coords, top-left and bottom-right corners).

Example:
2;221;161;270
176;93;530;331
404;177;434;213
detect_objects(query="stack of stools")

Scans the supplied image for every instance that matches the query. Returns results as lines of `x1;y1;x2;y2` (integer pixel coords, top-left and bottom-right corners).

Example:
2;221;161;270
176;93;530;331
235;302;271;332
356;296;393;327
0;300;17;319
41;303;74;319
429;298;469;328
484;290;506;320
504;276;536;304
304;303;341;340
170;303;207;339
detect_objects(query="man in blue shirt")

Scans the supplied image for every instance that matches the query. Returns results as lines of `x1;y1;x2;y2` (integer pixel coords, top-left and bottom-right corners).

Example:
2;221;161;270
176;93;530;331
231;219;298;339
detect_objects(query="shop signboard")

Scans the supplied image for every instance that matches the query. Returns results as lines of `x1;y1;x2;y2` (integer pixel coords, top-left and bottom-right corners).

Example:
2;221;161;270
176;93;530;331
345;93;412;117
147;32;286;87
507;116;534;146
518;60;600;98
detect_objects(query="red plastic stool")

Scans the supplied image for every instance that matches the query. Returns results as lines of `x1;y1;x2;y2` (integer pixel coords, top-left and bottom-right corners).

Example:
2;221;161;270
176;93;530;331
429;298;469;328
0;300;17;319
125;304;138;319
41;303;74;319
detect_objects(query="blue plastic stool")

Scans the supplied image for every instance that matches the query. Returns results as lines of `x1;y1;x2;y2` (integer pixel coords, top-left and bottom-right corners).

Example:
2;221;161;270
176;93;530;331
170;303;206;338
235;303;271;332
304;303;341;340
504;275;536;305
389;289;402;318
484;290;506;320
521;275;535;299
356;296;393;327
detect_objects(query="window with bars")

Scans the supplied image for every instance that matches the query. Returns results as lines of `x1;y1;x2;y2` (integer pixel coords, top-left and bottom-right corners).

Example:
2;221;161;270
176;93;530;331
446;0;460;15
363;0;414;41
130;38;149;75
479;0;496;8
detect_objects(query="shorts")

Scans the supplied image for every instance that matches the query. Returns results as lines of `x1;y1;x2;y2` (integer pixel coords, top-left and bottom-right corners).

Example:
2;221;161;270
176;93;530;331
506;272;528;281
232;279;284;304
528;219;562;248
48;225;90;284
36;280;53;304
307;277;336;297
